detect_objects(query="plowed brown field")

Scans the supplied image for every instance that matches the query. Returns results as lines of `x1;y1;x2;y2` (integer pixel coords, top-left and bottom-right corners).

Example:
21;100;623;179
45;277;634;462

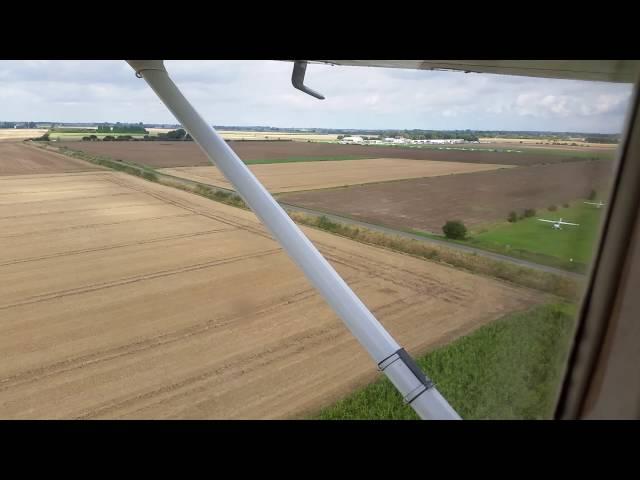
279;159;615;233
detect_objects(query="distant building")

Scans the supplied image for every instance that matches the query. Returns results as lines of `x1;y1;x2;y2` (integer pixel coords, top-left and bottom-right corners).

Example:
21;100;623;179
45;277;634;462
340;136;364;144
417;139;466;145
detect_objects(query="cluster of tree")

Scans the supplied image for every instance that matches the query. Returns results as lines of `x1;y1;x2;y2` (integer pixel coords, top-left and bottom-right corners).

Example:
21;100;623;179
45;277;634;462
80;129;193;142
97;122;148;134
584;135;619;144
89;135;138;141
31;133;50;142
507;208;537;223
144;128;192;141
477;131;622;143
380;130;480;141
442;220;467;239
164;128;192;140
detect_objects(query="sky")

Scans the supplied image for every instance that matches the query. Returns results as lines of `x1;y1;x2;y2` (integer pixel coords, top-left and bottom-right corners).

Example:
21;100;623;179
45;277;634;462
0;60;634;133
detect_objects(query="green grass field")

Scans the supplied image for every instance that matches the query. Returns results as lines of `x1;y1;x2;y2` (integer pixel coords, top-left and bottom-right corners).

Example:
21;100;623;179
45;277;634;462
467;203;604;272
519;147;615;160
315;303;577;420
364;143;615;160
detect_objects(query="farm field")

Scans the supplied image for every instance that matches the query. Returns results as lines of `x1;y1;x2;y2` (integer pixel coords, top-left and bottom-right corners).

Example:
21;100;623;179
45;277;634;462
48;132;148;141
479;137;618;149
47;130;336;143
466;203;605;271
158;159;511;194
474;144;616;160
217;131;339;142
0;129;48;141
279;159;614;233
317;302;576;420
58;140;593;168
0;169;544;419
437;143;616;159
0;142;103;175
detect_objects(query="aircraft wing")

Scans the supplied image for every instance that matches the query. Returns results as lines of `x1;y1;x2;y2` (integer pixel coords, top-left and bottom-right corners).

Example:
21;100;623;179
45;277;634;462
312;60;640;84
538;219;556;223
559;221;580;226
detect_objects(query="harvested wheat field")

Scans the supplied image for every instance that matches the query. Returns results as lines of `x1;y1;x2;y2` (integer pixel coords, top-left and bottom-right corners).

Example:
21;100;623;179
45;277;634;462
0;171;545;419
0;130;48;141
0;142;103;175
159;159;510;193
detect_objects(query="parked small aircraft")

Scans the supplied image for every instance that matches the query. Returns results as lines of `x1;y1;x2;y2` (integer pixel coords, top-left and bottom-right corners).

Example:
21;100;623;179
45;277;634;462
538;218;580;230
584;201;606;208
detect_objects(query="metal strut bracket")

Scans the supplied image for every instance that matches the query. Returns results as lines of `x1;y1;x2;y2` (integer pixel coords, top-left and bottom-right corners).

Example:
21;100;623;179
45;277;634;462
378;348;435;405
291;61;325;100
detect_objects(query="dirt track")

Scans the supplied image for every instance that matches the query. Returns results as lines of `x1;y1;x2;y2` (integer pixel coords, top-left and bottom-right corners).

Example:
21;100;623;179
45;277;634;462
60;140;592;168
159;159;510;193
0;142;102;175
0;171;544;419
279;159;615;233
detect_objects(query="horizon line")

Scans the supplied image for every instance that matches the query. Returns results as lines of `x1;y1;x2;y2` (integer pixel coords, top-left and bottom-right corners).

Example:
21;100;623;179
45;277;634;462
0;122;622;136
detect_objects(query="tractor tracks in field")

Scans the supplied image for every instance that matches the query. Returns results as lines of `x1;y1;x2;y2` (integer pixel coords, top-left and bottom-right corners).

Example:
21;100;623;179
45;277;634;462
0;201;167;221
0;227;236;268
77;322;349;419
104;175;276;242
0;213;196;240
0;277;325;398
0;191;135;207
0;248;283;312
318;244;474;304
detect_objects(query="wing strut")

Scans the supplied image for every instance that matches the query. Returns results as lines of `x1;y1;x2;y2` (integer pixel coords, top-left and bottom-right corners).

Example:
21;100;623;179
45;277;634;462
126;60;460;420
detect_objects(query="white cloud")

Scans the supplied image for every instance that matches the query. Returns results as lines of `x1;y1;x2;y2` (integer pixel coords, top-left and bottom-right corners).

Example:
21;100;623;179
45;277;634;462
0;60;633;133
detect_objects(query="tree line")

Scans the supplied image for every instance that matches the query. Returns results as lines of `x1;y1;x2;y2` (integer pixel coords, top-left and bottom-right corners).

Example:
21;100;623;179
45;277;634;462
96;122;148;134
0;122;38;128
81;128;192;142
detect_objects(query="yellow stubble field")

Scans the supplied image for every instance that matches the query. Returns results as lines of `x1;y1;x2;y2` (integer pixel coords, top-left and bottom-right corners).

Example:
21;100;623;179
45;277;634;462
0;144;543;419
